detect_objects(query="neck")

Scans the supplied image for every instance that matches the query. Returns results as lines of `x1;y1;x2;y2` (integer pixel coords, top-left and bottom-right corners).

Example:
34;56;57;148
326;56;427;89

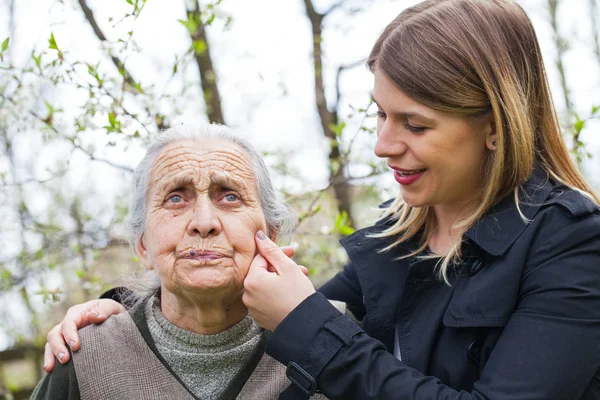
430;200;477;255
159;287;248;335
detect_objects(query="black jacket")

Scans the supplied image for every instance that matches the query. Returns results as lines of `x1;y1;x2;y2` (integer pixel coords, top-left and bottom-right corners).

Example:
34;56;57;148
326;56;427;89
268;168;600;400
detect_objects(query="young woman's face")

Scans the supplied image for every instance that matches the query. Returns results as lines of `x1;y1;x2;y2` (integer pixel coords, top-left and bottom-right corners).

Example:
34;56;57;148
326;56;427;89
372;68;496;209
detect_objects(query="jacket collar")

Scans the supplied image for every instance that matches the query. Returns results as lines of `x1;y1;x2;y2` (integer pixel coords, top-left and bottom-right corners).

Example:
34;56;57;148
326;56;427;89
353;166;555;258
465;166;553;257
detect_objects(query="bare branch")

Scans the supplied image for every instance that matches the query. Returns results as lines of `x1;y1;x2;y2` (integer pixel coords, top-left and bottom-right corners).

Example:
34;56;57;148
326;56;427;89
77;0;137;88
71;144;134;172
324;1;344;17
335;58;367;111
302;0;355;227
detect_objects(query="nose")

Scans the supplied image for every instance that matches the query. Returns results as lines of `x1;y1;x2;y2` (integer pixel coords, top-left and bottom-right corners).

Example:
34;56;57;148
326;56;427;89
374;119;408;159
186;197;222;238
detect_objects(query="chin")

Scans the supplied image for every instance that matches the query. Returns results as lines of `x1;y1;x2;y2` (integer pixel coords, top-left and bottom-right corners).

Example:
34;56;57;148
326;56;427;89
400;194;430;208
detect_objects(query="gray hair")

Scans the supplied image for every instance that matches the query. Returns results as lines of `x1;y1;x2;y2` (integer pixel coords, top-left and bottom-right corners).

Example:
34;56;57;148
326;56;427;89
122;124;295;301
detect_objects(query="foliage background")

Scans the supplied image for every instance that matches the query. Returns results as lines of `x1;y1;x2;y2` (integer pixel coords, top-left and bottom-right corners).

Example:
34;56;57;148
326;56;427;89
0;0;598;397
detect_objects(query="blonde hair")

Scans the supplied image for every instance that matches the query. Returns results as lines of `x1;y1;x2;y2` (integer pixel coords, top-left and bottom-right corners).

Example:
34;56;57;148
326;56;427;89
367;0;599;283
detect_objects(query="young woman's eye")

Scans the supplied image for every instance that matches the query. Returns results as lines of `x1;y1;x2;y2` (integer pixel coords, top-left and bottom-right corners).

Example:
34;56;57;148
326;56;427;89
404;121;426;134
377;110;387;119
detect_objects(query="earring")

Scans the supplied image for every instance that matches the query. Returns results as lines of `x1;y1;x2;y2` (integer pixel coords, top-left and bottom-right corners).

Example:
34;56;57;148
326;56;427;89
492;140;497;147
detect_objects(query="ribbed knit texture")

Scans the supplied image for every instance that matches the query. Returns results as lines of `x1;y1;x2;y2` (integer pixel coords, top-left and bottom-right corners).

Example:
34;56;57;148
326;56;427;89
145;296;264;400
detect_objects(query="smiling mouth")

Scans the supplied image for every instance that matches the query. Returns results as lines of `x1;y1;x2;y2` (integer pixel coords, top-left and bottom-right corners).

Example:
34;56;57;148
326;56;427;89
396;169;426;177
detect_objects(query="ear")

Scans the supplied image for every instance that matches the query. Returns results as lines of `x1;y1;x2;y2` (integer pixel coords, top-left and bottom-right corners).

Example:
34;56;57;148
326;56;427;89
485;116;497;151
135;235;152;269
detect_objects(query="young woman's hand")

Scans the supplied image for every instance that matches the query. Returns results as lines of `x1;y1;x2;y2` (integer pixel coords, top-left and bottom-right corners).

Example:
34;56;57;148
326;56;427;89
243;231;316;331
43;299;125;372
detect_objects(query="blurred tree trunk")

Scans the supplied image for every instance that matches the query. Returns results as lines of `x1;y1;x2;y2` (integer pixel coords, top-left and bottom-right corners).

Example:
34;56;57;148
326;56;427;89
302;0;355;228
188;0;225;125
547;0;574;115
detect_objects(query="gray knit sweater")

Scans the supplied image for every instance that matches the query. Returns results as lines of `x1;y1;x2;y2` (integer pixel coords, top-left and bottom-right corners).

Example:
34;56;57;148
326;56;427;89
145;296;265;400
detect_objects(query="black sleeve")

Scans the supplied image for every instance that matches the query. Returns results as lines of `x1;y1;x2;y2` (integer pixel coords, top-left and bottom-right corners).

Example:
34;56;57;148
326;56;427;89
31;355;80;400
317;262;366;320
268;215;600;399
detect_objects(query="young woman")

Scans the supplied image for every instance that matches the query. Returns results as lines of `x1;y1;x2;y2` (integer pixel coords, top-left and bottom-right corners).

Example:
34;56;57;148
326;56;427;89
46;1;600;398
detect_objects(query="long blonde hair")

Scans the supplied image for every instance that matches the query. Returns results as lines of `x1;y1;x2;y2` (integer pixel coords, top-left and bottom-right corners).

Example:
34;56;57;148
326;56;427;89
367;0;599;282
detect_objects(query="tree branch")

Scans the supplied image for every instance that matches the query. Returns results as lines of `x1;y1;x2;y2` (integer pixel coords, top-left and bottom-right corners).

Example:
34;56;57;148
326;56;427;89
324;1;344;17
335;58;367;111
0;92;134;173
188;0;225;124
302;0;354;227
77;0;137;88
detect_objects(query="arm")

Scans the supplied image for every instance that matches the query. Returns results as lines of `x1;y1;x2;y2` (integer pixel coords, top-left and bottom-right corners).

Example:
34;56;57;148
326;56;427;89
44;245;299;371
251;218;600;399
43;297;126;371
318;262;366;321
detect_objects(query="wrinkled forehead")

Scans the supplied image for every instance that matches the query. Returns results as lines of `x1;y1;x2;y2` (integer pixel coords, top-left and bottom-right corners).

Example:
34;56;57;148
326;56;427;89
149;138;257;191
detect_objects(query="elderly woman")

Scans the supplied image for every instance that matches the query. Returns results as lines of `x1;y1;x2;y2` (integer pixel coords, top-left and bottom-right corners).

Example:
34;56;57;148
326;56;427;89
32;125;330;400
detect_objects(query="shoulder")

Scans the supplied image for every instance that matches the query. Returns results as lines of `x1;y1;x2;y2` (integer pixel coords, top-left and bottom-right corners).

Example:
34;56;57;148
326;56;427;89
532;187;600;238
78;309;135;341
31;357;80;400
541;187;600;219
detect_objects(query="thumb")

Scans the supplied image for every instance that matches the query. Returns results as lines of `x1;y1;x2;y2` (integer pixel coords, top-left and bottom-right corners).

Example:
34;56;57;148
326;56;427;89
249;252;269;272
255;230;295;274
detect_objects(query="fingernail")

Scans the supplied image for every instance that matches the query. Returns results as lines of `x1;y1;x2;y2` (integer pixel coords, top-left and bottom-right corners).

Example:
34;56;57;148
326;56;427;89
43;360;48;369
69;340;76;349
90;310;100;316
58;352;65;361
257;230;267;241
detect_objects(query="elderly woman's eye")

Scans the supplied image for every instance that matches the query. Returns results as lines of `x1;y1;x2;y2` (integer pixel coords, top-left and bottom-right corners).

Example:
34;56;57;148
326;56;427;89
224;193;239;202
168;195;183;204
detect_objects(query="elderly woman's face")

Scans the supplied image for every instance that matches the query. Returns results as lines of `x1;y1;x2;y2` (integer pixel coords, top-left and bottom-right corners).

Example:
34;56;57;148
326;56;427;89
137;139;267;300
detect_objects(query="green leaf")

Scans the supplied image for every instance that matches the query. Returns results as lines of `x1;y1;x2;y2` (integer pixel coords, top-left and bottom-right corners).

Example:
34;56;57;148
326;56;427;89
34;249;44;260
48;32;59;50
178;14;198;34
126;0;133;4
329;121;347;137
32;53;42;68
573;118;585;133
205;14;216;26
1;269;12;284
1;37;8;52
592;105;599;116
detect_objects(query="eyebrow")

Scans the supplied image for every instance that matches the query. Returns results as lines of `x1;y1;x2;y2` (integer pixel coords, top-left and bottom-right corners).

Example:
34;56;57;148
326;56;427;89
371;95;436;124
158;175;195;193
209;171;246;192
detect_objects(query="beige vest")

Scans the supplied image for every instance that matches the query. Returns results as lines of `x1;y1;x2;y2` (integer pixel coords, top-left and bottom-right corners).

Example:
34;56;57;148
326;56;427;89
73;310;330;400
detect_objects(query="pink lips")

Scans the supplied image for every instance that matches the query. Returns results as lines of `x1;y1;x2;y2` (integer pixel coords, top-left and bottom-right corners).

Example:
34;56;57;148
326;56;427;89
393;170;425;185
184;250;227;260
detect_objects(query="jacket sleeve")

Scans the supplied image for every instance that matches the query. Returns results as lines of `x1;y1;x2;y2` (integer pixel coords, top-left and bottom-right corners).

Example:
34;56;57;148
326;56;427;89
267;214;600;400
317;262;366;321
31;355;80;400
